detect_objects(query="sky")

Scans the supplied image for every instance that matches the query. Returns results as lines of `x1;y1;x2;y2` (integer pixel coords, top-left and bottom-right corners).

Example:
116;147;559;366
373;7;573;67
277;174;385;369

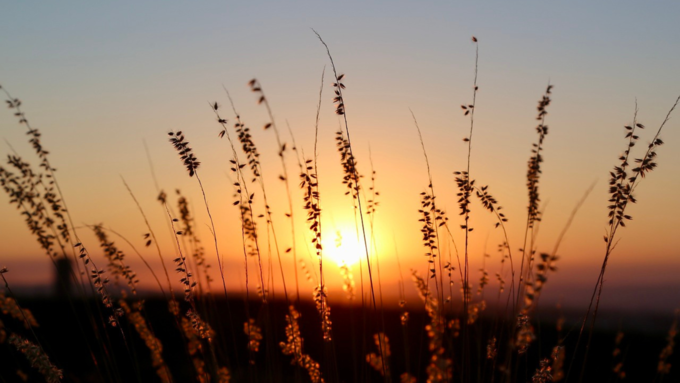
1;1;679;314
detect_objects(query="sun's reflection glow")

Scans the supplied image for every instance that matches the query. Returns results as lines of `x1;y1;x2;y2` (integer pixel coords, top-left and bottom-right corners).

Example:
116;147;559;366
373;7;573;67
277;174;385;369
322;230;364;267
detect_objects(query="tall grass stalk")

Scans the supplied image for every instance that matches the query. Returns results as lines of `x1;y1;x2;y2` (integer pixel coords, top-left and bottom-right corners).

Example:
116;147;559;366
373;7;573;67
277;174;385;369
313;29;378;313
459;36;480;382
214;93;268;301
249;79;293;303
574;95;680;383
2;86;133;382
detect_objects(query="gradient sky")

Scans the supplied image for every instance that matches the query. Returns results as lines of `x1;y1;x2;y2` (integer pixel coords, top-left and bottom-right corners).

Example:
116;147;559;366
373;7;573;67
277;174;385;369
1;1;679;313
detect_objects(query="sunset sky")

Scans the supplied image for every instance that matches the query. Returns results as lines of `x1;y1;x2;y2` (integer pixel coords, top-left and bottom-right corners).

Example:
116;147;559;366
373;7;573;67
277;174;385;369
1;1;679;313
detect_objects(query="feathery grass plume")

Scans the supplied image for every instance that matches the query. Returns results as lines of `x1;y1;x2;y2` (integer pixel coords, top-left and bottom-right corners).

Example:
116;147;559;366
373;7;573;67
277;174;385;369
467;300;486;325
122;177;177;312
280;305;325;383
255;284;268;301
411;110;462;316
299;158;322;257
475;184;515;294
518;84;553;297
165;219;220;371
313;285;333;342
507;86;555;368
224;165;261;367
472;252;490;317
448;318;461;338
1;87;93;298
249;78;295;302
575;95;680;380
168;299;180;316
411;269;452;382
366;164;379;217
227;158;259;276
495;271;506;294
314;30;379;314
415;179;453;309
168;131;200;177
300;119;332;340
515;312;535;354
176;190;212;289
600;98;680;259
119;299;172;383
457;39;481;365
454;170;475;305
214;96;268;302
522;183;593;325
657;309;679;377
526;85;552;229
168;215;198;302
339;260;356;301
365;152;389;336
335;130;361;200
487;336;498;360
0;156;92;303
366;333;391;379
2;88;70;244
9;333;62;383
551;345;565;382
607;107;648;229
168;130;233;304
1;87;98;305
181;316;211;383
217;97;260;180
244;318;263;354
300;259;314;283
92;224;138;294
0;290;39;329
104;226;169;301
186;308;214;341
332;73;346;115
74;242;114;310
518;184;591;369
477;267;489;295
217;367;231;383
2;90;49;171
165;135;236;380
0;157;58;258
315;36;384;377
418;191;443;282
0;269;47;368
286;78;325;289
280;305;303;360
523;253;558;313
3;87;129;379
392;236;412;377
279;305;324;383
611;331;626;380
531;358;553;383
454;171;474;223
400;311;409;326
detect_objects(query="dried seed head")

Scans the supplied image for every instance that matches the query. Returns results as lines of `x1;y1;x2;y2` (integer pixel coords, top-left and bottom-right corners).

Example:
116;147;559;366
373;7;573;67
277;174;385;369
169;131;200;177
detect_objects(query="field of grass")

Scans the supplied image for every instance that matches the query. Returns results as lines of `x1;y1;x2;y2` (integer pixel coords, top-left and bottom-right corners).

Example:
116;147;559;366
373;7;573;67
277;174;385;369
0;35;679;383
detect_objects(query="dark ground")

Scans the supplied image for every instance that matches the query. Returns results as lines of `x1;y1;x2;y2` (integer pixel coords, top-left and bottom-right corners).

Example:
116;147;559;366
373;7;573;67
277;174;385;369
0;295;677;382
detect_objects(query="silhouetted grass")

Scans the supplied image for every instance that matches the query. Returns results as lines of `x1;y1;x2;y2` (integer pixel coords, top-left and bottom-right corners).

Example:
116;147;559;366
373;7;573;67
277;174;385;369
0;34;679;383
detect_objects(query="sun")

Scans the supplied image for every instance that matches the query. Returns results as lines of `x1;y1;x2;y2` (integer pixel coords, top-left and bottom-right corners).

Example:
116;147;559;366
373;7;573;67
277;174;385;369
322;230;365;267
